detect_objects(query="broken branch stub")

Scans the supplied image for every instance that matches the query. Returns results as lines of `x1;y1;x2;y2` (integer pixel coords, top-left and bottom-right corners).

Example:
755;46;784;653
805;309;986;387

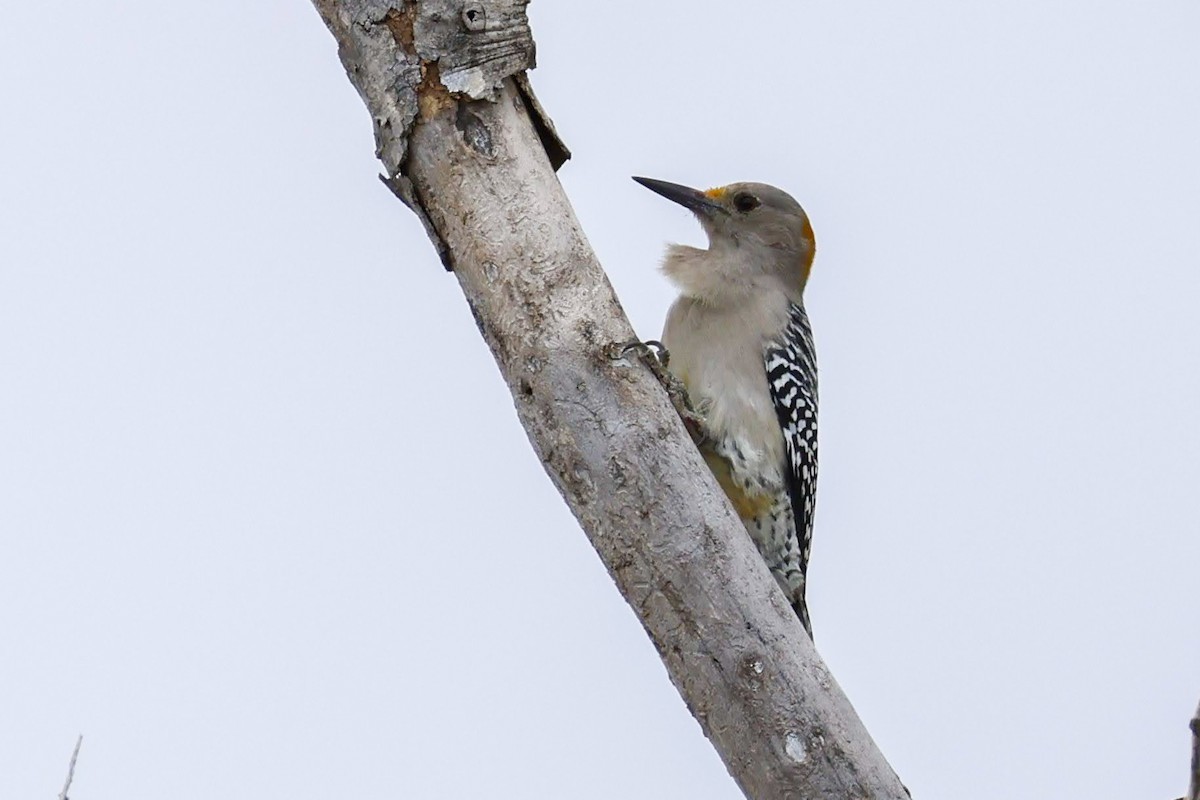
311;0;568;269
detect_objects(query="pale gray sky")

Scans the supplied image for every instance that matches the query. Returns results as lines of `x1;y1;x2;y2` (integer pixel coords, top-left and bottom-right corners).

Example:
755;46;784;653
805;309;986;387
2;1;1198;798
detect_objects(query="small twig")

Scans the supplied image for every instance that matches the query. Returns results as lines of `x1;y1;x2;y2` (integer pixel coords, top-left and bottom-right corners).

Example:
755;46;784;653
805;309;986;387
1187;699;1200;800
58;735;82;800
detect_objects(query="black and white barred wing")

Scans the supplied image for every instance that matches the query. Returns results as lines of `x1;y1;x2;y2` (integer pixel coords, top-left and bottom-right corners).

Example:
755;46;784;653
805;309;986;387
763;302;819;573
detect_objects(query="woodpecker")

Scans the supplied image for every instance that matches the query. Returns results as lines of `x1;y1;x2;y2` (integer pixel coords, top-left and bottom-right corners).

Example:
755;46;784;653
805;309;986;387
633;176;819;636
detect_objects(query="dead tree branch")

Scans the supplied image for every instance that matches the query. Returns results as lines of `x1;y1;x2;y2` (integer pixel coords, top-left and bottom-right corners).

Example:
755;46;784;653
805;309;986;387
309;2;908;797
58;735;82;800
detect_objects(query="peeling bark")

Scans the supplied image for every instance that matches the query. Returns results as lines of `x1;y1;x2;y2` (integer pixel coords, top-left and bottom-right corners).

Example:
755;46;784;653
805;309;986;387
309;2;908;798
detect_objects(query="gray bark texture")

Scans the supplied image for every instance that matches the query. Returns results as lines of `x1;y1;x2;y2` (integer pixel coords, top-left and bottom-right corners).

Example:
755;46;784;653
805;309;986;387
310;2;909;798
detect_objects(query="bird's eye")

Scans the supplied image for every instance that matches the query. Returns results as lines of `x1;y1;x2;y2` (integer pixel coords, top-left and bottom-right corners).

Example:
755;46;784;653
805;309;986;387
733;192;760;212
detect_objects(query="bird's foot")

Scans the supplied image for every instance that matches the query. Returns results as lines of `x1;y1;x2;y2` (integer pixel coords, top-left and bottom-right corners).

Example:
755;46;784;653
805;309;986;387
608;339;706;444
615;339;670;368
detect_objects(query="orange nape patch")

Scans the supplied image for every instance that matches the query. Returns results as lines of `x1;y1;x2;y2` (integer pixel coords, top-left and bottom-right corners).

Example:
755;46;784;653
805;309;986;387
703;186;728;201
800;215;815;247
798;215;817;289
703;451;776;520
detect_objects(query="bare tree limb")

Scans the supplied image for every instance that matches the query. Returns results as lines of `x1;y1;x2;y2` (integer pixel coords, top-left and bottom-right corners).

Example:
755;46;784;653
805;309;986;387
1188;699;1200;800
57;735;82;800
309;2;908;797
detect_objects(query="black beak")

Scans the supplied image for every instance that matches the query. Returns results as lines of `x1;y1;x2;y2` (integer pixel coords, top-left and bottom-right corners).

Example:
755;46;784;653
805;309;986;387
632;176;725;217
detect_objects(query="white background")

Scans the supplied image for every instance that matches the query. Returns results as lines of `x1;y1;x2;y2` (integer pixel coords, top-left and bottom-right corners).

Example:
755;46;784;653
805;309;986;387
2;1;1198;798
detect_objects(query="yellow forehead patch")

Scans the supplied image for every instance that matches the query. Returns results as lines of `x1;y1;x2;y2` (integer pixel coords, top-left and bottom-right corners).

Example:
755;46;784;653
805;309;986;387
703;187;728;200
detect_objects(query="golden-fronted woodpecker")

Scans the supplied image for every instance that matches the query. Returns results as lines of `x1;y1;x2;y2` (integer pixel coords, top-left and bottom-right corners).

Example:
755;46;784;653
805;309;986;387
634;176;818;636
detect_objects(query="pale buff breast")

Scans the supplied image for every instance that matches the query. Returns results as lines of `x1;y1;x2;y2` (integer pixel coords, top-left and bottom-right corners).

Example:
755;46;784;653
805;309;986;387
661;291;792;482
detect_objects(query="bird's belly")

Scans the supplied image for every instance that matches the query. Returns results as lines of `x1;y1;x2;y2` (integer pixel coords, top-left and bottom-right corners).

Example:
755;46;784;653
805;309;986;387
662;299;789;500
686;372;786;483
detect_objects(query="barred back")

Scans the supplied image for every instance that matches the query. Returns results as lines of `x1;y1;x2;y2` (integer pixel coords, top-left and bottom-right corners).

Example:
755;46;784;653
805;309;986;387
763;302;819;601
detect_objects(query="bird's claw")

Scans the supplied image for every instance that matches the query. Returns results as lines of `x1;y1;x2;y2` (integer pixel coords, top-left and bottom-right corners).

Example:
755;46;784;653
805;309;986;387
615;339;670;368
610;338;705;445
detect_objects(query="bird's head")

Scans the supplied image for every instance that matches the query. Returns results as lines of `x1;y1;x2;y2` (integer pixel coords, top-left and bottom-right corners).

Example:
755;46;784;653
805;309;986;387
633;176;816;300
